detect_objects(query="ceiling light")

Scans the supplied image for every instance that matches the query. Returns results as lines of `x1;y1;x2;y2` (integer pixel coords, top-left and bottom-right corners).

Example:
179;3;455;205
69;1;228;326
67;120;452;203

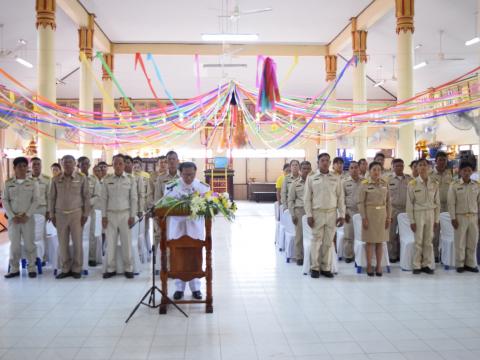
201;33;259;42
465;37;480;46
413;61;427;70
15;56;33;68
373;80;385;87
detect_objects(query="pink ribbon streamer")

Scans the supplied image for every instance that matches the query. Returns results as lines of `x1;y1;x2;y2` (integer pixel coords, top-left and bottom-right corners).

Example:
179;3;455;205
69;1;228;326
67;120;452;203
256;55;265;88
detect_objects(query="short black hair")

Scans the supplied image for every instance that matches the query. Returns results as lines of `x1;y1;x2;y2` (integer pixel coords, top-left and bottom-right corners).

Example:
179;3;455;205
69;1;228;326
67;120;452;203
369;161;382;171
392;158;404;165
166;150;178;158
435;151;448;160
358;158;367;165
179;161;197;172
124;155;133;162
300;161;311;168
113;154;125;162
77;156;89;164
333;156;344;165
409;160;418;168
459;161;474;171
374;152;385;160
51;162;61;170
318;152;330;161
97;161;108;167
290;159;300;166
31;157;41;162
158;155;166;161
13;157;28;167
133;157;142;163
349;161;358;167
282;163;290;171
61;154;75;162
417;158;430;166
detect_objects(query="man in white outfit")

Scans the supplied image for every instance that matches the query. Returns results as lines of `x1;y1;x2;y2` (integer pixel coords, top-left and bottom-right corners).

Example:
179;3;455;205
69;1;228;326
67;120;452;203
162;161;210;300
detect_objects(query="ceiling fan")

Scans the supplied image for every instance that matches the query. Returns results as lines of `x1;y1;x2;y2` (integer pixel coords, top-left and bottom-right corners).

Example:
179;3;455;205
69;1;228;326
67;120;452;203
217;2;272;21
436;30;465;61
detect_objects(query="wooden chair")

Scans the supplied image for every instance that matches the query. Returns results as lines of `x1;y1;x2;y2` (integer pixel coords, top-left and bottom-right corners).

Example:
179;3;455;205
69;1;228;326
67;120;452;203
155;207;213;314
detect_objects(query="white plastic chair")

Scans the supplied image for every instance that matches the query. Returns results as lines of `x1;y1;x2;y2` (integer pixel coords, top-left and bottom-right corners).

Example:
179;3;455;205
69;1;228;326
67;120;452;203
94;210;103;264
397;213;415;271
33;214;46;261
336;226;344;260
45;221;59;274
440;212;455;269
353;214;390;273
274;202;281;248
276;209;287;251
283;210;296;263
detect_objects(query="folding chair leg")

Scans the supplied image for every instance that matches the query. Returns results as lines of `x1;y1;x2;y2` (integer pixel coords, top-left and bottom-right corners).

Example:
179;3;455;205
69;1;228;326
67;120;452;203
356;266;362;274
386;266;391;273
36;258;42;274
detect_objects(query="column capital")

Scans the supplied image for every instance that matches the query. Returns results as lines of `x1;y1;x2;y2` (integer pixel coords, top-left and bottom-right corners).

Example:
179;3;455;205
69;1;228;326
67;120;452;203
36;0;56;30
102;53;114;80
325;55;337;82
396;0;415;34
78;14;95;60
352;30;368;63
119;97;132;113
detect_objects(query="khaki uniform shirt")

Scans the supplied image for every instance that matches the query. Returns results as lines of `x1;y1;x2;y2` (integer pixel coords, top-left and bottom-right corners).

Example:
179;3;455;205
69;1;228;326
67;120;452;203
3;177;39;218
133;173;145;214
388;174;412;210
343;176;362;214
49;171;90;217
101;172;138;218
287;177;306;215
304;171;345;218
357;178;391;220
87;174;102;210
447;179;480;220
281;174;300;207
430;168;453;212
31;174;50;211
406;176;440;224
149;171;180;207
135;170;150;211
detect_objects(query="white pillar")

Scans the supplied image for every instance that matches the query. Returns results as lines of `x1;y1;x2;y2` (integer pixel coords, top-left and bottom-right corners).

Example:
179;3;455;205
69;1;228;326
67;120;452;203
353;61;368;159
102;77;114;163
79;59;93;160
326;87;338;159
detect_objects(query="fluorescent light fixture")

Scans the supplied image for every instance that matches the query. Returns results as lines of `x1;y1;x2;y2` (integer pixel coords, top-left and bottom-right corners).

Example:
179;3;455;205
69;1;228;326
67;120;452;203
465;37;480;46
373;80;385;87
413;61;427;70
15;56;33;68
201;33;259;42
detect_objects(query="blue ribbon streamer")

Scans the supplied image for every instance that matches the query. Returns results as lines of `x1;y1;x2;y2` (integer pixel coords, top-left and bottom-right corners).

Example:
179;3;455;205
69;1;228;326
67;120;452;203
146;53;180;112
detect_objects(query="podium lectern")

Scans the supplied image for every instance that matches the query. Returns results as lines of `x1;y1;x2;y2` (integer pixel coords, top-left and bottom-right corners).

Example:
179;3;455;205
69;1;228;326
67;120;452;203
155;207;213;314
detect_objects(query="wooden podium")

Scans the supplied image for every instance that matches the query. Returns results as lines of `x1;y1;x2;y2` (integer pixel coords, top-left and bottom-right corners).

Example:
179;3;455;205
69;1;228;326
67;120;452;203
155;207;213;314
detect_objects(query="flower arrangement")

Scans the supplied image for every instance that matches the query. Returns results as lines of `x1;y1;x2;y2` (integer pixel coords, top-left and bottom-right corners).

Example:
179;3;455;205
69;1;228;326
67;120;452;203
156;191;237;221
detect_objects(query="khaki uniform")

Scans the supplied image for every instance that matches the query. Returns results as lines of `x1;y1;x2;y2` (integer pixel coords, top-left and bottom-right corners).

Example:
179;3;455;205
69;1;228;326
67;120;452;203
430;168;453;259
3;177;39;272
358;178;391;243
86;174;102;262
132;174;145;215
49;172;90;274
343;176;363;259
101;172;138;273
448;179;480;268
304;171;345;272
287;177;307;260
406;177;440;270
31;174;50;216
280;174;300;209
387;174;412;260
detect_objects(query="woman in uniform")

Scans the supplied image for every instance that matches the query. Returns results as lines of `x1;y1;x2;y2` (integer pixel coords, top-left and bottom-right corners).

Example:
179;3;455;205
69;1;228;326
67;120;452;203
358;162;391;276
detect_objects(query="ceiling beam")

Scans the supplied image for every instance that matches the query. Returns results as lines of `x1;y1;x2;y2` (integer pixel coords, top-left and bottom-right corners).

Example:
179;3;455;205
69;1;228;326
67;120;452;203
328;0;395;55
112;43;328;56
56;0;111;53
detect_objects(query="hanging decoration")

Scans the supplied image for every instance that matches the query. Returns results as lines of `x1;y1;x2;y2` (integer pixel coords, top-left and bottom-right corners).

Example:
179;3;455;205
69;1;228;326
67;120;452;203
257;57;280;113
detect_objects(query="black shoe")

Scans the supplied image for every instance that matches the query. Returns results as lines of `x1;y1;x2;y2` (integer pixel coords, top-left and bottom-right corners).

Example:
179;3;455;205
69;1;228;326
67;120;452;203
389;258;399;263
422;267;434;275
28;272;37;278
310;270;320;278
173;291;184;300
435;257;440;263
367;272;374;277
345;258;353;264
4;271;20;279
413;269;421;275
124;272;134;279
192;291;202;300
88;260;97;267
71;272;81;279
376;272;383;277
102;272;116;279
56;272;72;279
456;267;465;273
296;259;304;266
464;266;479;273
320;270;334;278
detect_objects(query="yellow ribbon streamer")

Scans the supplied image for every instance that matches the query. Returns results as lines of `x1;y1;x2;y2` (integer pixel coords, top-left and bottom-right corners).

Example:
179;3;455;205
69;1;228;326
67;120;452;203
280;55;299;88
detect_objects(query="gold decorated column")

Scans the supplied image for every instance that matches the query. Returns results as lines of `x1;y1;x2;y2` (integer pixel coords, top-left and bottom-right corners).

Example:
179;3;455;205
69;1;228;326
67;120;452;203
351;18;368;159
102;53;115;162
325;55;338;158
78;14;95;160
396;0;415;164
36;0;57;171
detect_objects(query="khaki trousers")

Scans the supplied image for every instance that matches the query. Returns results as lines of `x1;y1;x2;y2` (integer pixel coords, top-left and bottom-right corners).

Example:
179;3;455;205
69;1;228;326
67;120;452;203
106;210;133;273
343;209;357;260
293;207;306;260
88;209;98;262
310;209;337;272
8;217;36;272
388;207;404;260
56;210;83;274
455;214;479;268
412;210;434;269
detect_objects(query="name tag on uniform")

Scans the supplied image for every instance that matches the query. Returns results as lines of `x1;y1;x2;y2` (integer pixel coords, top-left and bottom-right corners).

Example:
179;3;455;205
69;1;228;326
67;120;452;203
72;180;80;183
368;186;374;190
414;189;421;193
346;184;352;187
389;183;396;186
457;187;464;190
107;182;114;185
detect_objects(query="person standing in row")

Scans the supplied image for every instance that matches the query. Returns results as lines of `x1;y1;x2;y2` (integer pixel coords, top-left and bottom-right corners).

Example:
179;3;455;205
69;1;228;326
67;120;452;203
3;157;39;278
407;158;440;275
430;151;453;263
50;163;62;178
332;157;345;179
50;155;90;279
358;162;391;276
101;154;138;279
287;161;312;266
342;161;363;263
78;156;102;267
275;163;290;203
410;160;419;178
387;159;412;263
448;162;480;273
358;158;368;178
281;160;300;210
125;155;145;220
304;153;345;279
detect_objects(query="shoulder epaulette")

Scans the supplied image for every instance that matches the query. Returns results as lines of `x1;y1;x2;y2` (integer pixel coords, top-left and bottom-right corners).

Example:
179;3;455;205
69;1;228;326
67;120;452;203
41;174;51;180
165;180;179;191
409;179;417;186
361;179;369;184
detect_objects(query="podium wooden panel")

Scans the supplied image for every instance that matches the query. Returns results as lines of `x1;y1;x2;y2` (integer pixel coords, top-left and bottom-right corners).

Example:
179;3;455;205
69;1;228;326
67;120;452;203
155;208;213;314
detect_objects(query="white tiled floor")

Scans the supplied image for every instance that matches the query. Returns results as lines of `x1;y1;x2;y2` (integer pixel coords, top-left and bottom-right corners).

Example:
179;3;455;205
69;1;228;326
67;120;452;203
1;201;480;359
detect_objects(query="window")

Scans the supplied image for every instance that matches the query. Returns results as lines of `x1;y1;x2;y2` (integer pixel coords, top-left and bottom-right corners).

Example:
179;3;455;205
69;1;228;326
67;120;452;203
231;149;305;158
